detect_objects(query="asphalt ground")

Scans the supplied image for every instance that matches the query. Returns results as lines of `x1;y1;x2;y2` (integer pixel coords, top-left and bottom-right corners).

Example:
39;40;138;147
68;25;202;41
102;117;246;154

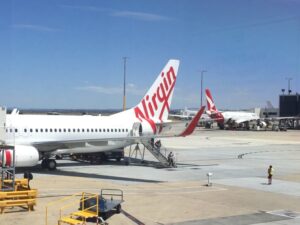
1;128;300;225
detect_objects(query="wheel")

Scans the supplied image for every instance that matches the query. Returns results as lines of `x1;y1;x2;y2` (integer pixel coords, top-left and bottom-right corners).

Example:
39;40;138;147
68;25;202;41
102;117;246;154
116;157;121;162
115;204;121;213
101;212;107;220
41;159;48;169
47;159;57;170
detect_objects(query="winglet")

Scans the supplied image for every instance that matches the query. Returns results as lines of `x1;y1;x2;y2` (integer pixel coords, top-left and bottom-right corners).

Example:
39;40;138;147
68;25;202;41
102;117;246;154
179;106;205;137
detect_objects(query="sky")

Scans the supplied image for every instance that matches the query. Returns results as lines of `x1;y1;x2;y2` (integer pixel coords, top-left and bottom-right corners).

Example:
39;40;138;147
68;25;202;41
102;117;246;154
0;0;299;110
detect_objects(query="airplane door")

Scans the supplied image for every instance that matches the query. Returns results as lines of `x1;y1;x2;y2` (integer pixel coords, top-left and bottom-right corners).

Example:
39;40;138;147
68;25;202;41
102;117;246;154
131;122;141;137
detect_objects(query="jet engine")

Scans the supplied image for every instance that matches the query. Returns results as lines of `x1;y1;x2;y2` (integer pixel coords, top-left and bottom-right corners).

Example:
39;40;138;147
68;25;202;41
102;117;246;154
0;145;39;167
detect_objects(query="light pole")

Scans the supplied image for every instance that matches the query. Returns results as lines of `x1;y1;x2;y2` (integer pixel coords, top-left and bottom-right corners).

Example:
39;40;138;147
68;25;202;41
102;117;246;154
123;57;129;111
200;70;207;107
286;77;293;95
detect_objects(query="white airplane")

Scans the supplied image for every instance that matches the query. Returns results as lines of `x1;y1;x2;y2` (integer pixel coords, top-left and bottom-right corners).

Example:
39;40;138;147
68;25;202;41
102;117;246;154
170;107;198;120
169;107;212;129
1;60;205;170
205;88;263;129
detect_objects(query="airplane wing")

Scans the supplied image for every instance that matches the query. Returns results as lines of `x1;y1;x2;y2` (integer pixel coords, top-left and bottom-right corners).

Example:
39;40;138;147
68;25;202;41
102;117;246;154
32;107;205;151
158;106;205;137
169;114;193;120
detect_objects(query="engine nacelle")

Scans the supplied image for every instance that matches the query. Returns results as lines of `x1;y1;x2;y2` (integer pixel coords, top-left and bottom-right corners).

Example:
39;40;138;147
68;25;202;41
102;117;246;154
0;145;39;167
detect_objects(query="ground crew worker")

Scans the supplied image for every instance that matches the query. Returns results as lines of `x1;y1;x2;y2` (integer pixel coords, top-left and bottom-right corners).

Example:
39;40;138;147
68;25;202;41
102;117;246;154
167;152;174;167
268;165;274;185
155;140;161;152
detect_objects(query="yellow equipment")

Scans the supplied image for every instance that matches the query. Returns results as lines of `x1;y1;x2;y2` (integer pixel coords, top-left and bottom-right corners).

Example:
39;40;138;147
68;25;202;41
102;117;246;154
0;179;37;213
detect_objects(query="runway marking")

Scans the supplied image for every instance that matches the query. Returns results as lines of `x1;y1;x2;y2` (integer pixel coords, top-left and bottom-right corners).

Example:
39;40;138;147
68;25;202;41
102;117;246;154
238;149;300;159
267;209;300;219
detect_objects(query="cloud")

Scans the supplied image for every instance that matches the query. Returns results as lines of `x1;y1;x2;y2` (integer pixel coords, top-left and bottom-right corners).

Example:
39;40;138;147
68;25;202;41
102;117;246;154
12;24;59;32
60;5;108;13
61;5;171;22
76;84;144;96
77;86;122;94
111;10;171;21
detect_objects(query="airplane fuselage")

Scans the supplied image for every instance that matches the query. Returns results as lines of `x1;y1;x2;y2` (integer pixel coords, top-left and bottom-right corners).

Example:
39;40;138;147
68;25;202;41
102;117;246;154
5;113;134;152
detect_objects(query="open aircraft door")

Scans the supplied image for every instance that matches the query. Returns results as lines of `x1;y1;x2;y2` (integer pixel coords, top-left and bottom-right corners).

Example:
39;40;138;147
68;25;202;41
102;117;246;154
131;122;142;137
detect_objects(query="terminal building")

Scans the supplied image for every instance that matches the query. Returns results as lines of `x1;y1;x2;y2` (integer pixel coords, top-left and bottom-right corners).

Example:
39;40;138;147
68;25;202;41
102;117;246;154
253;93;300;129
279;93;300;117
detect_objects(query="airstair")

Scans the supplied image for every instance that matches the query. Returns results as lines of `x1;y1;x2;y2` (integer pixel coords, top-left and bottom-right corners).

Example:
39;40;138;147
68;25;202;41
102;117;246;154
130;122;174;168
141;140;174;168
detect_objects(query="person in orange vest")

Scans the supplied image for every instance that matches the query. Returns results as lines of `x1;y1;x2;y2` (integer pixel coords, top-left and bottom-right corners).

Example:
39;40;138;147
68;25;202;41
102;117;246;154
268;165;274;185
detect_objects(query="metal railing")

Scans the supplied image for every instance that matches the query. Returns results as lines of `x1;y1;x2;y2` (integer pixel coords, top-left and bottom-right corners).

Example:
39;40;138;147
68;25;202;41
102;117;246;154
45;192;99;225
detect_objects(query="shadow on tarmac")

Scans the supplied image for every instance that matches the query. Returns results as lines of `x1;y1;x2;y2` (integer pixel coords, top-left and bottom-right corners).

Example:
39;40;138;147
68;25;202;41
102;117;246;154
15;161;162;183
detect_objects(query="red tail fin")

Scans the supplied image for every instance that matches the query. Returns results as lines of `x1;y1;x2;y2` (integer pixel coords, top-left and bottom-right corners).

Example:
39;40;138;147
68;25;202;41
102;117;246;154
205;89;218;113
179;106;205;137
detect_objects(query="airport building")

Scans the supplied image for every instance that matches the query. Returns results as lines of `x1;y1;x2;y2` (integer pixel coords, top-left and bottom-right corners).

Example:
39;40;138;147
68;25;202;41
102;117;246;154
279;93;300;117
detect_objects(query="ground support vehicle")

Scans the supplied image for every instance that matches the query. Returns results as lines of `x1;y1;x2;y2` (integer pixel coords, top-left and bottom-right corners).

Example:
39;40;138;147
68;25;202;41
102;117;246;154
80;189;124;220
71;149;124;164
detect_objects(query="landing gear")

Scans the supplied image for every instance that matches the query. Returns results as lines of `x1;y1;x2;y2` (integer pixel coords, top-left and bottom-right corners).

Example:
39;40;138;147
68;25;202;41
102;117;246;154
41;159;57;170
218;123;225;130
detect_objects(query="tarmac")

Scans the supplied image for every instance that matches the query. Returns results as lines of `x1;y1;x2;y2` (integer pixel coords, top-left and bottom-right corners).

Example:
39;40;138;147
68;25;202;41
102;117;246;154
1;128;300;225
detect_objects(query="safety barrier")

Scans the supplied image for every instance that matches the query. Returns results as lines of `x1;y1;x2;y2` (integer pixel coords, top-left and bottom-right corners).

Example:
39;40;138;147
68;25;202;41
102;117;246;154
0;188;37;213
46;192;99;225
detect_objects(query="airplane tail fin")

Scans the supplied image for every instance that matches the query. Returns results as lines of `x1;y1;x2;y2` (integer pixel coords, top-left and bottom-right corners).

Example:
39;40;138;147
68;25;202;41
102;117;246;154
205;88;218;114
134;59;180;124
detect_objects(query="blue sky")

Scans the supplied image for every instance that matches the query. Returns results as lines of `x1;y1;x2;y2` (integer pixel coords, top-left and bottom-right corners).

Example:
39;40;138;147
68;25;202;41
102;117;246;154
0;0;299;110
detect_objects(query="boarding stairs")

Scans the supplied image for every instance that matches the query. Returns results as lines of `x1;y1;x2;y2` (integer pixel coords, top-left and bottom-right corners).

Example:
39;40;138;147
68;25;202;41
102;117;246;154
141;140;174;168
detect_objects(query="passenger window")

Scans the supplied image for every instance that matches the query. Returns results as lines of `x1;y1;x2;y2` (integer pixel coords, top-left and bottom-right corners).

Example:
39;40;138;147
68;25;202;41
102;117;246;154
63;129;66;132
126;129;128;132
118;129;121;132
107;129;109;132
103;129;105;132
115;129;117;132
111;129;113;132
99;129;101;132
82;129;85;132
10;129;12;132
59;129;61;132
15;129;18;133
24;129;27;133
91;129;94;132
50;129;53;132
122;129;124;132
68;129;71;132
54;129;57;132
77;129;80;132
45;129;48;132
30;129;33;132
73;129;75;132
87;129;89;132
40;129;43;132
35;129;38;132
